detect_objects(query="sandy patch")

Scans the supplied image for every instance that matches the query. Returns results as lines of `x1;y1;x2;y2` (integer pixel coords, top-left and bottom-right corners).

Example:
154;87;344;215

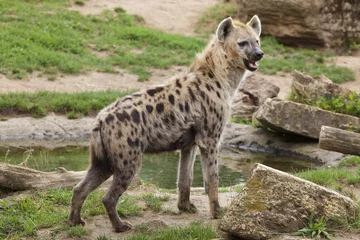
69;0;220;36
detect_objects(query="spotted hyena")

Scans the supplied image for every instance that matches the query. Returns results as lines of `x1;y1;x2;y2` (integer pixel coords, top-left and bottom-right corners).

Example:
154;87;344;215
68;15;263;232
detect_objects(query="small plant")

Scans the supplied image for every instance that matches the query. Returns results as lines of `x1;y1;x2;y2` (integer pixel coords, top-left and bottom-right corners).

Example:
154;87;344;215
74;0;85;6
141;193;170;212
68;225;92;238
293;214;332;239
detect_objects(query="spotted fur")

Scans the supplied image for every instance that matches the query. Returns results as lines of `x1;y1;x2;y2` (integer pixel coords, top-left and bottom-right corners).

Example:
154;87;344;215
69;15;263;232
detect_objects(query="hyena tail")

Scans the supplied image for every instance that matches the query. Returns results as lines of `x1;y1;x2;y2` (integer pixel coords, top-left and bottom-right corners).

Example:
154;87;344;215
89;120;112;169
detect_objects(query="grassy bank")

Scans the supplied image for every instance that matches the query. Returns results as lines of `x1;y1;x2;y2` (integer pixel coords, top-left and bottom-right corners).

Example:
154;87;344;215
0;188;172;239
0;90;133;119
195;3;355;83
0;0;205;81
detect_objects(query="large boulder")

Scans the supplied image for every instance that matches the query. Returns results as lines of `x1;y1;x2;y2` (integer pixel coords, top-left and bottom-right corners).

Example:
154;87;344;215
232;74;279;119
254;98;360;139
220;164;357;240
291;70;352;104
236;0;360;47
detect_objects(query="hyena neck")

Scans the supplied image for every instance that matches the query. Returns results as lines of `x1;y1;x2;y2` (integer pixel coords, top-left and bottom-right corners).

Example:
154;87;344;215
189;39;247;99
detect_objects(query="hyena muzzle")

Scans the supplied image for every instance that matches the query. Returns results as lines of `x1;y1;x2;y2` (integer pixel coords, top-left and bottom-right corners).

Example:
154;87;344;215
68;15;263;232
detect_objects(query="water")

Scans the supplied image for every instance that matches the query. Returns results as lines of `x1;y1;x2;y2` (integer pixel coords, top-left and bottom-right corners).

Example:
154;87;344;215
0;145;314;189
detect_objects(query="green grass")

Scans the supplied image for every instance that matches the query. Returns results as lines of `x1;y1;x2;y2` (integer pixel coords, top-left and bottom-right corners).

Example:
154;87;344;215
68;225;92;238
195;2;237;39
339;157;360;168
141;193;170;212
0;0;205;81
126;222;217;240
0;188;142;239
0;90;133;118
196;3;354;83
260;37;354;83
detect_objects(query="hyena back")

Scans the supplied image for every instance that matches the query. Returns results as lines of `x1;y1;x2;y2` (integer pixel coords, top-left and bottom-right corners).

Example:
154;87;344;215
68;15;263;232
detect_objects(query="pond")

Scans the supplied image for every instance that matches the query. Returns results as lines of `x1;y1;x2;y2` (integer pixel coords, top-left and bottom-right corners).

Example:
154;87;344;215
0;143;315;189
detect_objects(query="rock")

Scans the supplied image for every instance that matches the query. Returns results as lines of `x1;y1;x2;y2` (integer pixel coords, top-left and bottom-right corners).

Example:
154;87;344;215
232;73;279;119
291;70;352;104
220;163;357;240
236;0;360;47
221;123;345;165
254;98;360;139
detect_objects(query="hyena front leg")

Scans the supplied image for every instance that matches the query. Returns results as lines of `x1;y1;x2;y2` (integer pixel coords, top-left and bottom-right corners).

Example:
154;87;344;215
199;140;221;218
177;145;197;213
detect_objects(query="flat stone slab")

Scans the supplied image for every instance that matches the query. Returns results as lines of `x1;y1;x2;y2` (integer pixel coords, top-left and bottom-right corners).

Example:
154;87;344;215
254;98;360;139
220;163;357;240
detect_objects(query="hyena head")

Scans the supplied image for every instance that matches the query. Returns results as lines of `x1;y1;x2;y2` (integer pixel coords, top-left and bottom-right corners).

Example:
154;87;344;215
216;15;263;72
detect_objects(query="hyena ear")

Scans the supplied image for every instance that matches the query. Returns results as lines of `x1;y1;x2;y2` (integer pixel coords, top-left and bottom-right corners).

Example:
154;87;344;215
246;15;261;37
216;17;234;42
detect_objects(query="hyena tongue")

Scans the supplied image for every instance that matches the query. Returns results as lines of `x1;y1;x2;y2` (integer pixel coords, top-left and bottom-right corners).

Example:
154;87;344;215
249;61;258;68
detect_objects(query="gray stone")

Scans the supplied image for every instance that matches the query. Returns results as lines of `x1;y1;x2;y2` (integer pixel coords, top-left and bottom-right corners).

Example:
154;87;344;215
221;123;345;165
254;98;360;139
291;70;352;104
232;74;279;118
220;164;357;240
236;0;360;47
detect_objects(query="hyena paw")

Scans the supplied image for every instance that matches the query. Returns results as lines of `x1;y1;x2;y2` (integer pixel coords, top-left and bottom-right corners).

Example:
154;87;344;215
178;202;197;213
114;221;132;232
68;217;85;227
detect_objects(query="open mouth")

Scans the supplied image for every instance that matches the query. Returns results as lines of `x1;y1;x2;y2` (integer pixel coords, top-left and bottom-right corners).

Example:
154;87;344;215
243;59;259;71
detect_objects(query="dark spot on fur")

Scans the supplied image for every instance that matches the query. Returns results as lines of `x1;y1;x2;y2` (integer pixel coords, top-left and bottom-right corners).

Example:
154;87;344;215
176;89;181;95
216;91;221;99
131;109;140;124
215;81;221;89
121;183;128;189
154;122;158;128
202;72;206;76
188;87;196;101
116;111;130;122
147;87;164;96
117;130;122;138
210;149;214;154
224;54;228;59
215;160;217;165
141;126;145;136
168;94;175;105
184;101;189;113
135;138;140;147
157;132;162;139
200;91;206;100
105;114;115;125
127;137;135;147
122;97;132;102
124;160;128;165
156;103;164;113
142;112;147;125
179;103;184;112
208;71;214;78
108;130;112;135
146;105;153;113
132;93;142;97
197;77;201;84
170;112;176;122
209;161;213;166
176;79;182;88
205;84;211;91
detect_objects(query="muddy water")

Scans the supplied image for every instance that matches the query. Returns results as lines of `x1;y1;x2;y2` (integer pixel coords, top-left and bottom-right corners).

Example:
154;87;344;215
0;144;314;189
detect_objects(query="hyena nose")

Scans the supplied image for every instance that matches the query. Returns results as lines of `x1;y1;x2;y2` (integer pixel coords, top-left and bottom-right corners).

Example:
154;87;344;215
255;49;264;59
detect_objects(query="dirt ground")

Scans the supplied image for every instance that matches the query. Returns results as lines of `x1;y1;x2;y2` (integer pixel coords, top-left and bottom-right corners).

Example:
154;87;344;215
2;0;360;239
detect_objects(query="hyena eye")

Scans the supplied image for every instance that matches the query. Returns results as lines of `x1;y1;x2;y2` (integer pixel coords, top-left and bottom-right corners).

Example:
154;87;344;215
238;41;248;47
256;40;259;45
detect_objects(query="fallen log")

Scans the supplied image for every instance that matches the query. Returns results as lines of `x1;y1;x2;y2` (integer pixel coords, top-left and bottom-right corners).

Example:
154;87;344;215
319;126;360;156
0;163;140;191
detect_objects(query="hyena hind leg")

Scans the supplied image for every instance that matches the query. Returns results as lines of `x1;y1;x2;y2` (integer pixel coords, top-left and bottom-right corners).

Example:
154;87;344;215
177;145;197;213
68;162;112;226
102;155;140;232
